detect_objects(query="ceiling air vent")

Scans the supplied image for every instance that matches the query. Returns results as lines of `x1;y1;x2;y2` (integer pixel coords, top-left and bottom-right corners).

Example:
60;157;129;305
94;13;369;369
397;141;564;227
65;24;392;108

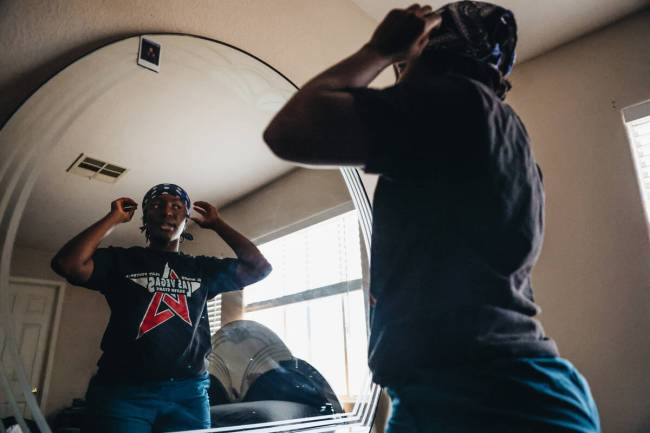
66;153;128;184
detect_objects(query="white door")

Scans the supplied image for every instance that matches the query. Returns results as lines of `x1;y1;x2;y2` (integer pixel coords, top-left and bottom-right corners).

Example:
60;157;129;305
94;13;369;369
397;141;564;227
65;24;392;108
0;278;64;419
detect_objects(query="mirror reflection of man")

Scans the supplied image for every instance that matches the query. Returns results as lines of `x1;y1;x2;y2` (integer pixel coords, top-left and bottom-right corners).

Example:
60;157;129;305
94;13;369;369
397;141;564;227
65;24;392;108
51;183;272;433
264;2;600;433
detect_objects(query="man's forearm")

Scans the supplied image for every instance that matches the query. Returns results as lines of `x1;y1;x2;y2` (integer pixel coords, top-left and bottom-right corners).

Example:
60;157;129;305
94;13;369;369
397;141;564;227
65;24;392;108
264;45;392;165
52;213;119;275
210;218;269;269
300;44;392;93
275;44;391;121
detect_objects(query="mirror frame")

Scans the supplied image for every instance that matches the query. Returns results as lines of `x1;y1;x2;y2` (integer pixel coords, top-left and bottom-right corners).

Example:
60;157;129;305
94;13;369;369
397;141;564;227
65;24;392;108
0;34;378;433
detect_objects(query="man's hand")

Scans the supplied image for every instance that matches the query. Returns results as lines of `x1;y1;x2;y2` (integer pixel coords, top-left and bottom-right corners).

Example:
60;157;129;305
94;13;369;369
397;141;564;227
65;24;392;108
191;201;221;229
110;198;138;223
367;4;441;64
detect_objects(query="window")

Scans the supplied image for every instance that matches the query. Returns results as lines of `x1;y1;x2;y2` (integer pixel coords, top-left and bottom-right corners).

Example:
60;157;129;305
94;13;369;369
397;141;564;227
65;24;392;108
623;99;650;233
207;294;221;334
243;210;367;403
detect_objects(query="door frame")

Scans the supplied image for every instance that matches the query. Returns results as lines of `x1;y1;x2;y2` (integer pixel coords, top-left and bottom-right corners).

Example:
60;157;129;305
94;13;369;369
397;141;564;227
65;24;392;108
9;276;66;414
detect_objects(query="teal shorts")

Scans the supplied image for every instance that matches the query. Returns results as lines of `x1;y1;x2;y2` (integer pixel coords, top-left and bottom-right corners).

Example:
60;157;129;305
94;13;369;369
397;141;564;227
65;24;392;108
386;357;600;433
83;373;211;433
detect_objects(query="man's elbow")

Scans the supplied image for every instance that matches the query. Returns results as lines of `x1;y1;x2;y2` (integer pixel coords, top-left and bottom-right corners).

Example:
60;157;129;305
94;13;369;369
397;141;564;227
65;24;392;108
263;123;288;158
254;259;273;281
51;256;87;283
238;260;272;288
254;259;273;284
50;256;66;277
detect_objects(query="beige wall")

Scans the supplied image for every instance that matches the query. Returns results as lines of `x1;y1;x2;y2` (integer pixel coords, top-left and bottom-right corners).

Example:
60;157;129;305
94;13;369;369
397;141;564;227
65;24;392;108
504;10;650;433
0;0;387;126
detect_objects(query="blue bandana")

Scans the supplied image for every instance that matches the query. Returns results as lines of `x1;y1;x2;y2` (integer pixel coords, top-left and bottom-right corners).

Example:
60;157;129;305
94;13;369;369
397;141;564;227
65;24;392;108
427;1;517;76
142;183;191;214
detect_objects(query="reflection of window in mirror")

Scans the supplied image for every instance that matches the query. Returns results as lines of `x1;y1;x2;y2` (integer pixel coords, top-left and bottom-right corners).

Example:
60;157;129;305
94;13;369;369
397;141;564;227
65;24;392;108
622;99;650;237
212;210;366;408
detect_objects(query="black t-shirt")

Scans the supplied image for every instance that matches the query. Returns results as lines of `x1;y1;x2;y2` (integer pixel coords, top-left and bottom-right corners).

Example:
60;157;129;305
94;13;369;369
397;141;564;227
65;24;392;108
82;246;241;382
351;75;559;386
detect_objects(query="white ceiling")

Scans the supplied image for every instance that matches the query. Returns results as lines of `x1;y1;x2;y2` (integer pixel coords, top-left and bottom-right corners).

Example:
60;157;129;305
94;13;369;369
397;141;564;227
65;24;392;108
10;35;296;252
352;0;649;63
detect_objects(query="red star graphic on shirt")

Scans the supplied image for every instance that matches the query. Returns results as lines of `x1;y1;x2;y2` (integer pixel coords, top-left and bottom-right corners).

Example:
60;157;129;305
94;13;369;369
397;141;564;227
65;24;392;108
137;292;192;338
130;263;199;339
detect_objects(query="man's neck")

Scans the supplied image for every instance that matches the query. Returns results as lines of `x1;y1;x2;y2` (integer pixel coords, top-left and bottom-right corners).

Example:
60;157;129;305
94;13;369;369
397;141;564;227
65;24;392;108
147;239;180;253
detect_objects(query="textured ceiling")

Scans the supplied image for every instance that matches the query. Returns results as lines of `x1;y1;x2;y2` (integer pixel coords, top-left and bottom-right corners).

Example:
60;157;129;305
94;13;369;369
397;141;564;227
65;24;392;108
4;35;297;251
0;0;381;128
2;1;649;129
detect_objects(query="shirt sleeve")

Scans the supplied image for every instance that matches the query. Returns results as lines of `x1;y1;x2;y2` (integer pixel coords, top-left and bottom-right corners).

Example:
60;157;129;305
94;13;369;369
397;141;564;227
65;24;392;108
199;256;242;299
82;247;116;293
350;75;489;181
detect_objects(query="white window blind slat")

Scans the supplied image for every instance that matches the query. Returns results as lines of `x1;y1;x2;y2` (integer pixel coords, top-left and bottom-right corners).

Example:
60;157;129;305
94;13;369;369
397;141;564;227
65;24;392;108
624;100;650;235
207;294;222;335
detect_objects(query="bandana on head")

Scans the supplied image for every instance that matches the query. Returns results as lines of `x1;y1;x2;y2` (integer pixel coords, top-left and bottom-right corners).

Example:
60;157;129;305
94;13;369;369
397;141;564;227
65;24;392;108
142;183;191;214
141;183;193;241
427;1;518;76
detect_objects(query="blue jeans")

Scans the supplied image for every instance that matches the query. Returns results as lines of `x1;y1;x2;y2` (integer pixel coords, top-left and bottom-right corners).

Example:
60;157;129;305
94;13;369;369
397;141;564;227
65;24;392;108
386;357;600;433
83;373;211;433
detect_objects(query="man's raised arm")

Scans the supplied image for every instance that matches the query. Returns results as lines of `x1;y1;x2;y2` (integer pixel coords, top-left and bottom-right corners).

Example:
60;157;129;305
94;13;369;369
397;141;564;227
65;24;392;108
51;198;137;284
263;5;440;167
191;201;272;287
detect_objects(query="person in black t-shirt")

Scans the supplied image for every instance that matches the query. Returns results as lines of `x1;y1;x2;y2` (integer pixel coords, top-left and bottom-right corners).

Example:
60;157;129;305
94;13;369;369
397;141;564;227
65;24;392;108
264;2;600;432
52;183;272;433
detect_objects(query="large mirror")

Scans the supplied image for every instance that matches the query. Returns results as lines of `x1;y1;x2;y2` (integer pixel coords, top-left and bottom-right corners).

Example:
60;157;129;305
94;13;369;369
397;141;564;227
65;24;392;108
0;35;378;433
